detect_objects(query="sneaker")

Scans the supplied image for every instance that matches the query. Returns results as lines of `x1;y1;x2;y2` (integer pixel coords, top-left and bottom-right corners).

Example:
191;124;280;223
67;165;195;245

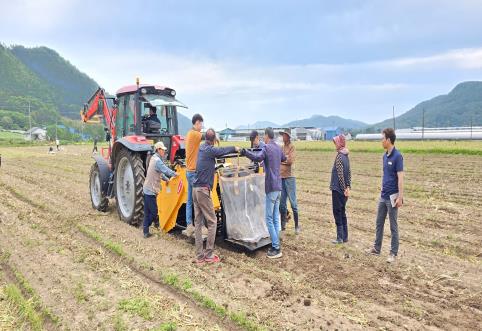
143;232;152;239
267;248;282;259
295;226;301;235
366;247;380;255
204;255;220;263
331;239;343;244
387;254;396;263
192;257;205;264
182;223;195;237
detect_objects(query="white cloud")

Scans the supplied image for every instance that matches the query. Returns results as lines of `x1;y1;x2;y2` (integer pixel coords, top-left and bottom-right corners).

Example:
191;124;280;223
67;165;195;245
64;46;482;128
0;0;80;31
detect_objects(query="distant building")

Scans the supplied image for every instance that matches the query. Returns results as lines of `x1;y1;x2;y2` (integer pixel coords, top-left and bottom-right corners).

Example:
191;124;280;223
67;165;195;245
24;127;47;141
220;126;325;141
324;127;342;140
355;126;482;140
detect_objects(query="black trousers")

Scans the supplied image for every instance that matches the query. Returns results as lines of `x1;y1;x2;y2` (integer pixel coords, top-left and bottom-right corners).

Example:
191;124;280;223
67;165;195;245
331;190;348;241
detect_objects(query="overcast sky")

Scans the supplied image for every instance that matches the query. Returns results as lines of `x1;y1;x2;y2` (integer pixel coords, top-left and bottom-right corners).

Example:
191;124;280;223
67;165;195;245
2;0;482;129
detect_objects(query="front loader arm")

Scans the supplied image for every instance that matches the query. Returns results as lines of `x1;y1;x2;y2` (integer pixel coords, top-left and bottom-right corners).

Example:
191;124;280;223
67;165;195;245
80;87;117;138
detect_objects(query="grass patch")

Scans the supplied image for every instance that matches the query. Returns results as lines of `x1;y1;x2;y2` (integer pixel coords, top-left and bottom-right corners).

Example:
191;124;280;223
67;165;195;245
118;297;152;320
113;314;128;331
74;282;88;303
77;224;126;257
11;267;61;326
220;140;482;156
153;322;177;330
4;284;43;331
72;227;264;330
0;181;48;211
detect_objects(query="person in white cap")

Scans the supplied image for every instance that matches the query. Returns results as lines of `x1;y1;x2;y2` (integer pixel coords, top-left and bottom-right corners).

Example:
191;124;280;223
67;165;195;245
142;141;177;238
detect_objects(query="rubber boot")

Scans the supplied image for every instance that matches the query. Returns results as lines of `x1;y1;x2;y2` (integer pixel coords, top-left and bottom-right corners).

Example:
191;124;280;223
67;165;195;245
293;211;300;234
281;212;287;231
342;224;348;242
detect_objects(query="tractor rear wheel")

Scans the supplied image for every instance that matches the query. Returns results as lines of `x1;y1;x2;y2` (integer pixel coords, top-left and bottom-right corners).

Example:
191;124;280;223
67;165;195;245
114;148;145;226
89;163;109;212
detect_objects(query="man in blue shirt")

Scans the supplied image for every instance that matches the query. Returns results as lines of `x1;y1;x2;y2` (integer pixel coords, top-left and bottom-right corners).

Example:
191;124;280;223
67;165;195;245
367;128;404;263
143;141;178;238
242;127;286;259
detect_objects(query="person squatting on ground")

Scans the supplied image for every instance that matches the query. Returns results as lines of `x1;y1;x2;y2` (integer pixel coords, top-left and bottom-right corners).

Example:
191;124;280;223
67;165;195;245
192;129;239;263
242;127;286;259
329;134;351;244
279;129;300;235
366;128;404;263
183;113;208;238
142;141;177;238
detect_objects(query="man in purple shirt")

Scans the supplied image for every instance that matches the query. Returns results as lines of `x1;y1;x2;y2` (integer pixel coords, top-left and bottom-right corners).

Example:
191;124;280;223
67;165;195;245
242;127;286;259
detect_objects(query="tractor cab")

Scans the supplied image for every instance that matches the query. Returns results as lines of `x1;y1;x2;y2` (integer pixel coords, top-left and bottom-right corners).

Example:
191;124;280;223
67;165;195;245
115;84;187;163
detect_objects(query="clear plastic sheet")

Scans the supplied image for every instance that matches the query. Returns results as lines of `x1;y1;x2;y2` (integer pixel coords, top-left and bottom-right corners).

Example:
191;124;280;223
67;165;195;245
219;171;270;243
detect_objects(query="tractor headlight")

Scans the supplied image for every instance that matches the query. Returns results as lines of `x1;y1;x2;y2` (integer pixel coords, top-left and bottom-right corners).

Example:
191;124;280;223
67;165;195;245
141;88;147;94
171;90;176;96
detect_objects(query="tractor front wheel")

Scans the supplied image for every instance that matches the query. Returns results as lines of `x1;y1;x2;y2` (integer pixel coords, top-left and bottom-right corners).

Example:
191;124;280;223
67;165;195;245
89;163;109;212
114;149;145;226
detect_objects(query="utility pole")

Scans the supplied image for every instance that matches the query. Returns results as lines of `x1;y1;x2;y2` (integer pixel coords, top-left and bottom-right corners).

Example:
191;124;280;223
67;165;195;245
422;108;425;141
392;106;396;131
28;101;32;141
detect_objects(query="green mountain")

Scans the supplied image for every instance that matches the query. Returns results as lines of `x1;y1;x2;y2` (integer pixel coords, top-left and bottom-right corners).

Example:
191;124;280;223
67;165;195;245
373;81;482;130
10;45;99;118
0;43;101;133
0;43;192;137
0;44;58;129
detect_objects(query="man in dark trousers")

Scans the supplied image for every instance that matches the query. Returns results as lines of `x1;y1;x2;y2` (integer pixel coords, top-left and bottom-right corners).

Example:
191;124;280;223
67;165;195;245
142;141;177;238
242;127;286;259
192;129;239;263
366;128;404;263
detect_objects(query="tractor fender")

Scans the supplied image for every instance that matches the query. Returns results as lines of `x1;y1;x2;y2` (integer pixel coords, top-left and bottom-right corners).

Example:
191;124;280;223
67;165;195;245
112;137;153;162
92;155;111;195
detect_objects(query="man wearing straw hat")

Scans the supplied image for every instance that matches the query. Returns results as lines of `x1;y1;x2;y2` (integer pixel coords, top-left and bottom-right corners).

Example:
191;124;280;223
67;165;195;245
142;141;178;238
279;129;300;234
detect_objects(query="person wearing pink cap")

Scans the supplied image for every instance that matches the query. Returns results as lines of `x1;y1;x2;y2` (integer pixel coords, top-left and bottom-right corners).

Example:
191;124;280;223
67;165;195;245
329;134;351;244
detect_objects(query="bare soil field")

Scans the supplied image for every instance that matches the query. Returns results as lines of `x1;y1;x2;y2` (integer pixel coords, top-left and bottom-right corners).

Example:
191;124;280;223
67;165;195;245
0;145;481;330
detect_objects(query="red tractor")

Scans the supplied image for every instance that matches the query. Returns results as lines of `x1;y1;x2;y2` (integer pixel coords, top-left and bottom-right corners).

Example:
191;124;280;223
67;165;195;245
81;81;187;226
82;81;271;251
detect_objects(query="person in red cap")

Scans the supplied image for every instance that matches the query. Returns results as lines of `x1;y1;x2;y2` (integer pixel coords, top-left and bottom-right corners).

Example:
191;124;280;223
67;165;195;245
329;134;351;244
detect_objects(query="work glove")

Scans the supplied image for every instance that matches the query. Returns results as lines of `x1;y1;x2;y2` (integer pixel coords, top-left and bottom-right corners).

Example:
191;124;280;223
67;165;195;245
240;148;247;156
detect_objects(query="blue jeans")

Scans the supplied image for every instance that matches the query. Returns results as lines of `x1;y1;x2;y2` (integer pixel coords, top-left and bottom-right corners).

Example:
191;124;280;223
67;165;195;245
185;171;196;226
280;177;298;215
374;198;399;255
143;194;158;234
266;191;281;250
